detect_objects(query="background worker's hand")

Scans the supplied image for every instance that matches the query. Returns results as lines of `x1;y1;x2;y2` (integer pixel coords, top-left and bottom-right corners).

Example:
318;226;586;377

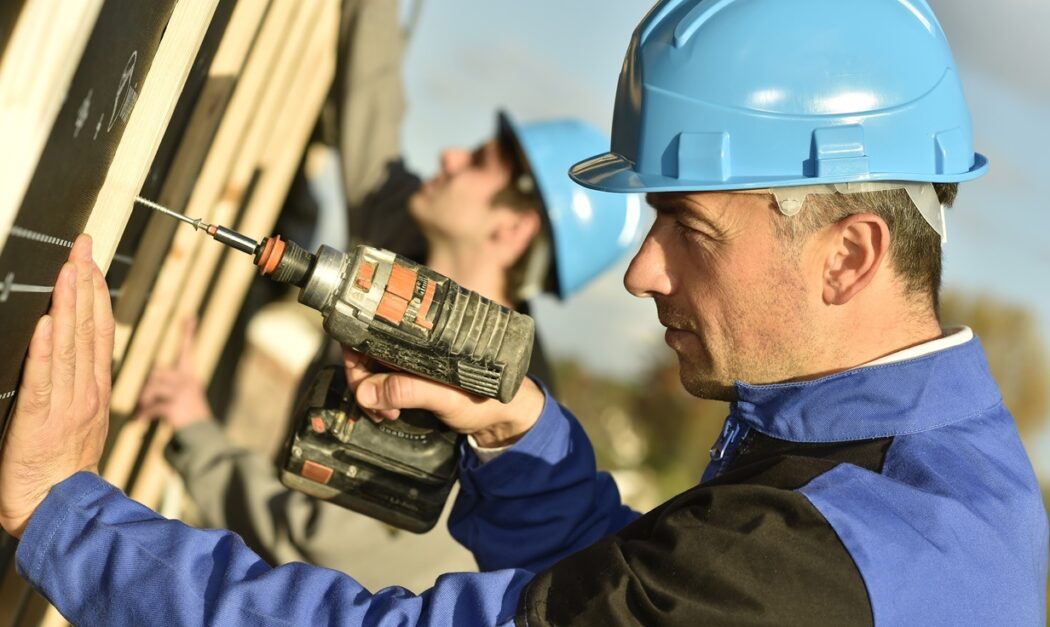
342;347;545;448
0;235;114;539
135;318;212;430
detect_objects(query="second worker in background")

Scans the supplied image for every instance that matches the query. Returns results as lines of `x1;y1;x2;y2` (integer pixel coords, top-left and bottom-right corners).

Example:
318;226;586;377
133;0;640;584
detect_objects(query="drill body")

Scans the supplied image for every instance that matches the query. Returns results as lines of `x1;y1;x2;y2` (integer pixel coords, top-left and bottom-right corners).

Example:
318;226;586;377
257;238;534;532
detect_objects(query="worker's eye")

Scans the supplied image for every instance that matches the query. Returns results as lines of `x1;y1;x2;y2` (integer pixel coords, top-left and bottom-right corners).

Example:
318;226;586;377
673;220;712;244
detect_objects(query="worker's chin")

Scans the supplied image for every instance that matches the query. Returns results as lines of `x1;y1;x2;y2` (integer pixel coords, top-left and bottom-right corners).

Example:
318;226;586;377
674;354;736;402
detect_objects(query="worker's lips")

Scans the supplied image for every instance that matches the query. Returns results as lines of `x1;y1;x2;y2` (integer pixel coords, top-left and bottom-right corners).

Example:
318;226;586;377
664;326;696;347
657;305;696;346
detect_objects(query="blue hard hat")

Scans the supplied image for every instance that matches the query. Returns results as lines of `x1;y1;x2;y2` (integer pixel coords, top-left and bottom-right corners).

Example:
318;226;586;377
570;0;987;193
499;112;643;299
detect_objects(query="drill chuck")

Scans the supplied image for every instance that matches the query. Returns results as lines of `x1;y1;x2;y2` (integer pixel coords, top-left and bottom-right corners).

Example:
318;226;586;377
255;235;315;287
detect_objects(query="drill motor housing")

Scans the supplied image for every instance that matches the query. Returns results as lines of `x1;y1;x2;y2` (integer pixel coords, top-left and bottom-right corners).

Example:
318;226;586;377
262;240;535;532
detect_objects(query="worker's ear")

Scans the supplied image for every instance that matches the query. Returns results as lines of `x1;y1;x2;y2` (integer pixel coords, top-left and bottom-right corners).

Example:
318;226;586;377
820;212;890;306
489;208;541;267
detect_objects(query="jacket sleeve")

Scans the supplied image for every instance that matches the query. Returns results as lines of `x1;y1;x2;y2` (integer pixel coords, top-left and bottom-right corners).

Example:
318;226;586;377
17;472;532;627
449;384;640;573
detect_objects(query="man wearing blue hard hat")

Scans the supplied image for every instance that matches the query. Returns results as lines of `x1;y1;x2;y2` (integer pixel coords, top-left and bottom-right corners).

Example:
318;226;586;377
2;1;1046;626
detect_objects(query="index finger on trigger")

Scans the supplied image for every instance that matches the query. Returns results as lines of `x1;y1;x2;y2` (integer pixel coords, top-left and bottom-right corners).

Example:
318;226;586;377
342;346;373;389
341;345;368;368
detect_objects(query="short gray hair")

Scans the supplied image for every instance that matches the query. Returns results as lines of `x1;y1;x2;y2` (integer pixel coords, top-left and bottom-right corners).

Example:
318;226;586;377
772;183;959;311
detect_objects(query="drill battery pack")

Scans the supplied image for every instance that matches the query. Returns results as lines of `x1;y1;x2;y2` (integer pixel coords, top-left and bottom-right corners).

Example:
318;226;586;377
279;365;460;533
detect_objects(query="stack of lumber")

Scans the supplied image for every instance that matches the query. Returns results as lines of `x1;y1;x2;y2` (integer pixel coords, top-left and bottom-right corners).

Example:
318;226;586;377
0;1;338;624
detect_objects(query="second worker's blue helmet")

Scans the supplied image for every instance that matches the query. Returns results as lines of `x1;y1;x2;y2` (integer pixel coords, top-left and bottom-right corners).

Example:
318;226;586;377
499;111;643;300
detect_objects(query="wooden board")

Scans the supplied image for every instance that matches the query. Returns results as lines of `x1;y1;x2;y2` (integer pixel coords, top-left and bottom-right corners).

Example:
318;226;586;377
104;0;241;315
109;0;268;367
0;2;221;624
0;0;181;454
83;3;224;270
100;0;302;491
126;0;339;510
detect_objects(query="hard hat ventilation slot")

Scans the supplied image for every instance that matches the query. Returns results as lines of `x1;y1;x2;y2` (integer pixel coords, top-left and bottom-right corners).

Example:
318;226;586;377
675;131;731;181
812;125;870;178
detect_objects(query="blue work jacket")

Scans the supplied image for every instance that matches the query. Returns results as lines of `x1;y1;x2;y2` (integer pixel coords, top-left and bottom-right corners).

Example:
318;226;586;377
16;336;1048;625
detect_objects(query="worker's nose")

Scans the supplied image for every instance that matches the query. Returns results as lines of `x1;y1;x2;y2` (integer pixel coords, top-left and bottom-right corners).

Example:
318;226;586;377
624;223;673;299
440;148;471;177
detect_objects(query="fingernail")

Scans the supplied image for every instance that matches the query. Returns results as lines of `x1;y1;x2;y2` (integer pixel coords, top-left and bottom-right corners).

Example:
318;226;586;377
359;382;377;407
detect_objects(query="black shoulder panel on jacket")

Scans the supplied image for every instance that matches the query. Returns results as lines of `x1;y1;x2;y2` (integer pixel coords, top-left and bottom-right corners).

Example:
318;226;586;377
517;432;891;626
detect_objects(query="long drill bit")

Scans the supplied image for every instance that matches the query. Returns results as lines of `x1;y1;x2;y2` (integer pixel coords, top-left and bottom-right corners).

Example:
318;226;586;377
134;196;260;256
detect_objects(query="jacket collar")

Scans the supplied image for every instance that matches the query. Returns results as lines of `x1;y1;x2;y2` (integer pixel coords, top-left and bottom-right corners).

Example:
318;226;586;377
731;336;1002;442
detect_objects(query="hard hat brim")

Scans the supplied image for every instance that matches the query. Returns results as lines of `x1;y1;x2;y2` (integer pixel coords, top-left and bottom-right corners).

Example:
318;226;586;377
569;152;989;194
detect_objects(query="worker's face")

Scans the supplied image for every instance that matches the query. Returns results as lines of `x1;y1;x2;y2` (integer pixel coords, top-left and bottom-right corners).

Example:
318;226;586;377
409;139;513;245
624;192;822;401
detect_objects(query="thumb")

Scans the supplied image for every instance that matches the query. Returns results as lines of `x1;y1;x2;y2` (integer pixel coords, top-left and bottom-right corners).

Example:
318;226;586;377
355;372;472;417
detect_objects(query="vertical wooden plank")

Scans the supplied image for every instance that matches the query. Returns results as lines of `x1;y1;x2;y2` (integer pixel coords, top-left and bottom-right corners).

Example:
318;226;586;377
101;0;302;490
127;0;339;511
104;0;241;329
84;1;223;269
110;0;271;366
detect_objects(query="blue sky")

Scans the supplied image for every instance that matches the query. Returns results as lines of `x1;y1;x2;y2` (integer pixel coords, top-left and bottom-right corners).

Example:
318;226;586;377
395;1;1050;466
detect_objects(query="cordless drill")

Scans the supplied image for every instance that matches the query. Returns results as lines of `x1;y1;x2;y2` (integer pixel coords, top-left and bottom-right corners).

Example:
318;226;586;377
257;237;534;532
136;198;535;533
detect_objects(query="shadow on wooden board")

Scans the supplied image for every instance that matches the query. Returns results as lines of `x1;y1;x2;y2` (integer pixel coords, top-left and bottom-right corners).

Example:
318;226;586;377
0;0;25;63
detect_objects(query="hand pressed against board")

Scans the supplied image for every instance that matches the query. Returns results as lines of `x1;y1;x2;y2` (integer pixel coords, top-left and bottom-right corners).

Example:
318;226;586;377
0;235;114;538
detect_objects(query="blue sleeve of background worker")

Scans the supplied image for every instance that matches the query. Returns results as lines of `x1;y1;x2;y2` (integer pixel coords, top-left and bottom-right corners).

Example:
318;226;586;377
448;383;640;572
16;387;636;625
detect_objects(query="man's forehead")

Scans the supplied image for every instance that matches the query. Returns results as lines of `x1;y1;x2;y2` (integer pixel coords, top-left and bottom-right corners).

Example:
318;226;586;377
646;192;757;223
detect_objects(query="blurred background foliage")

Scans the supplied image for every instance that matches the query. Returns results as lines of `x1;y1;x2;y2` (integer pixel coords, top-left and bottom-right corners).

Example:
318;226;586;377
940;292;1049;440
